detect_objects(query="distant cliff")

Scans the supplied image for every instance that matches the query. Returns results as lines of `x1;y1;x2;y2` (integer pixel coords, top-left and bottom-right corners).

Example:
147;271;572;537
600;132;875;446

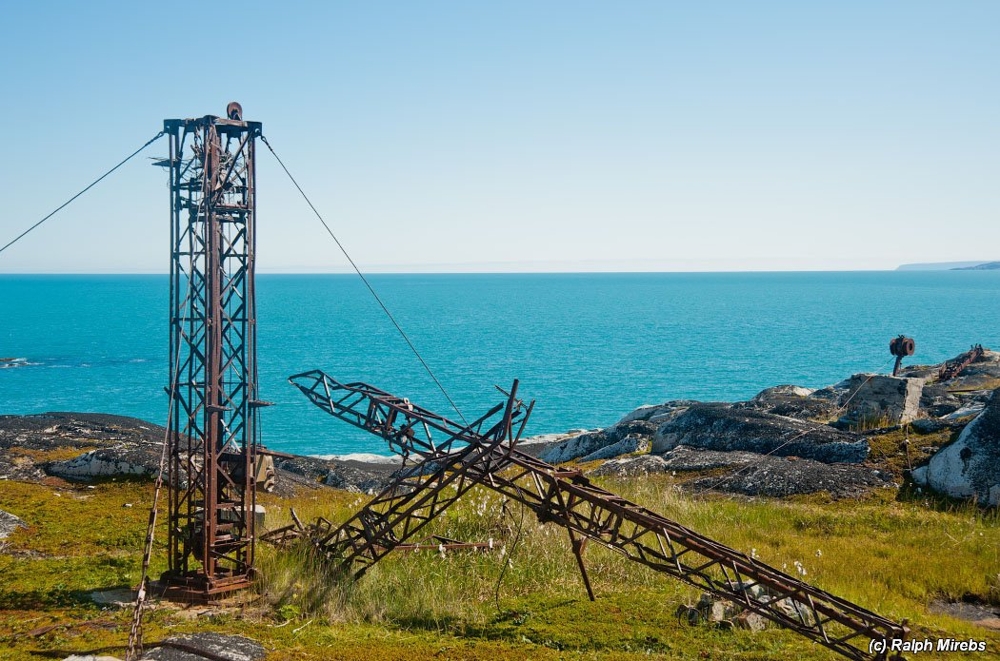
952;261;1000;271
896;261;997;271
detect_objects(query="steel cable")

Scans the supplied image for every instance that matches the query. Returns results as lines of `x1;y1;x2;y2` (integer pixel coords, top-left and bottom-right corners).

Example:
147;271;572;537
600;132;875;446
693;356;899;496
0;131;166;256
124;265;192;661
259;134;468;425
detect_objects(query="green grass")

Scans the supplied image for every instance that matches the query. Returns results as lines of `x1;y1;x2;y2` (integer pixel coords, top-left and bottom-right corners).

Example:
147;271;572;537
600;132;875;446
1;454;998;660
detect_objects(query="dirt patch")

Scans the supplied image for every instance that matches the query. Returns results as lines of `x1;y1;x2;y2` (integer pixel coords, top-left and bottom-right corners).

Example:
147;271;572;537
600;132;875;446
929;598;1000;631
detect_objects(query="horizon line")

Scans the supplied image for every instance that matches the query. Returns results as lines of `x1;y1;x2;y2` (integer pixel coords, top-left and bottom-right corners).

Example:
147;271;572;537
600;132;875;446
1;267;988;276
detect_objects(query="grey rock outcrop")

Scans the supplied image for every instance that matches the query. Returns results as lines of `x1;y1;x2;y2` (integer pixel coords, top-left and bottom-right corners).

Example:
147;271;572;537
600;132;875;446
590;454;671;478
684;454;894;498
0;413;165;482
734;385;838;421
324;464;393;494
912;392;1000;506
538;420;657;464
612;400;699;427
141;633;265;661
578;435;649;462
47;448;159;480
0;509;26;540
0;413;397;497
920;384;962;418
836;374;923;426
651;404;868;463
659;446;761;471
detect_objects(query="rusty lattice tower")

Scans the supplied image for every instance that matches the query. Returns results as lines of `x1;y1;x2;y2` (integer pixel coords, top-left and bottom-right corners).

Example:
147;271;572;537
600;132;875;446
162;103;262;598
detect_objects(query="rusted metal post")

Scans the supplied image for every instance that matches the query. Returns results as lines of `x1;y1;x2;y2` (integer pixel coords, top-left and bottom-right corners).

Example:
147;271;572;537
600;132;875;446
162;103;262;600
568;529;595;601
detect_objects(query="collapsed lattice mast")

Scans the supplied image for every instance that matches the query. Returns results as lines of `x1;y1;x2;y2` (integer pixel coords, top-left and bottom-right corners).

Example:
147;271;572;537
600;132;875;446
273;370;907;661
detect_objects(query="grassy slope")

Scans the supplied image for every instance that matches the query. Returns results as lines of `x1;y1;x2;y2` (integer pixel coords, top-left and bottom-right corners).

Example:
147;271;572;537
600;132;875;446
1;450;998;660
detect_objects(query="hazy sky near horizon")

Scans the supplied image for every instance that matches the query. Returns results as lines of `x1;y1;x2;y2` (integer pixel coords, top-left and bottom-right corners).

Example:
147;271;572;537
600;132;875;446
0;2;997;273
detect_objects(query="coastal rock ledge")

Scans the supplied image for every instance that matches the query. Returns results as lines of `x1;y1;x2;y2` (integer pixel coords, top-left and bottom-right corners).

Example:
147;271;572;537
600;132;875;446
535;345;1000;501
651;404;869;463
4;345;1000;504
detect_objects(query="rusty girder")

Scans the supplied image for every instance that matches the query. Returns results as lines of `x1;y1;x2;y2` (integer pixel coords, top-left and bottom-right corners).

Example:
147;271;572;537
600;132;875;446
265;374;531;575
286;370;907;661
938;344;985;381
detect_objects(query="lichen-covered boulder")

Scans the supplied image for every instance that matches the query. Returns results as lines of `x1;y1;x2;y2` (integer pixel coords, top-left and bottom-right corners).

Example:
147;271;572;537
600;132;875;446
538;420;657;464
141;633;265;660
590;454;670;478
912;391;1000;506
46;447;158;480
836;374;923;426
734;385;838;421
652;403;868;463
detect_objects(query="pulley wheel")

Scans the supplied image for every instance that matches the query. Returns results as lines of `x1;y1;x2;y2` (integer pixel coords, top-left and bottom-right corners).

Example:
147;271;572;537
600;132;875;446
889;336;915;358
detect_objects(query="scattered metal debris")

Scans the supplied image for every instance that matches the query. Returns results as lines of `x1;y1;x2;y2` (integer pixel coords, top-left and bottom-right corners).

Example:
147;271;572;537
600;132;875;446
939;344;985;381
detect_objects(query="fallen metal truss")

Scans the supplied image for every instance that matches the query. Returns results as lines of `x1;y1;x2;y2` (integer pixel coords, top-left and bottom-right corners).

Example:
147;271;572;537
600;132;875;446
277;369;907;661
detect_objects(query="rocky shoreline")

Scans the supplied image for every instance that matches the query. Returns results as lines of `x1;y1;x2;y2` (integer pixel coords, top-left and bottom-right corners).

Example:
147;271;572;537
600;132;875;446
2;345;999;506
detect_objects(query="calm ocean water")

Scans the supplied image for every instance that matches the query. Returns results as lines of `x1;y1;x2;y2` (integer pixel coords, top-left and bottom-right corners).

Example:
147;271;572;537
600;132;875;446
2;272;999;456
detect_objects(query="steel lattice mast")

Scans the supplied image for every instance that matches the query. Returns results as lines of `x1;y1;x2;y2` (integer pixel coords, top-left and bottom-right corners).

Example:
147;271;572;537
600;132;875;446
162;103;263;598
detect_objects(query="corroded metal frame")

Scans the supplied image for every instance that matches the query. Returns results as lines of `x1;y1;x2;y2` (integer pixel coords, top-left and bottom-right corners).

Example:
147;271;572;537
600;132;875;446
282;370;907;661
163;108;262;598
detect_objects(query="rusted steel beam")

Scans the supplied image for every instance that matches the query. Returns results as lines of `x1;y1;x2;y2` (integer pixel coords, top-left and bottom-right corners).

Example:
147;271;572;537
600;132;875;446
288;379;529;578
938;344;985;381
289;371;908;661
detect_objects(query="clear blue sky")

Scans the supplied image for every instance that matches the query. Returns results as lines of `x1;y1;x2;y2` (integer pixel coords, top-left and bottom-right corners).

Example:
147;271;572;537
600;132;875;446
1;1;997;273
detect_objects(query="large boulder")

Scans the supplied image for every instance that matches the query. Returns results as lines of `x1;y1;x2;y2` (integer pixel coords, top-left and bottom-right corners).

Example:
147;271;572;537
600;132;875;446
612;401;700;427
590;454;671;478
538;420;657;464
733;385;839;421
836;374;923;427
47;447;159;481
141;633;265;661
912;391;1000;506
651;403;868;463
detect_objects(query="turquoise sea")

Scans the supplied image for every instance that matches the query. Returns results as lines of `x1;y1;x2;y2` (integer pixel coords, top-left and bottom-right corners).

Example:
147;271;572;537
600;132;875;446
2;272;999;456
